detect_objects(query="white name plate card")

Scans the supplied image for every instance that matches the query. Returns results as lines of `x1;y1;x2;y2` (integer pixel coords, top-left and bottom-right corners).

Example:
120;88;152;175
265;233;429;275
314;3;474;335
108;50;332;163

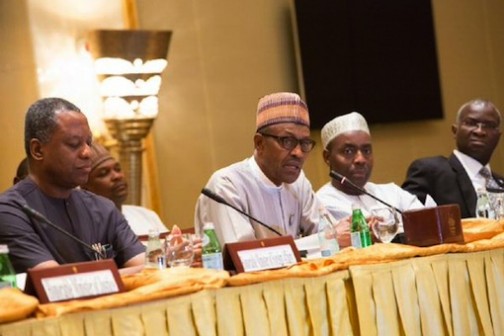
237;245;297;272
224;236;301;273
25;259;124;303
42;269;119;302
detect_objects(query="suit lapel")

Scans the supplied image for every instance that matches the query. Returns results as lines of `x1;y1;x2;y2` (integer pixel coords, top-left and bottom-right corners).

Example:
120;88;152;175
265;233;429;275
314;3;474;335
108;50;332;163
449;154;476;216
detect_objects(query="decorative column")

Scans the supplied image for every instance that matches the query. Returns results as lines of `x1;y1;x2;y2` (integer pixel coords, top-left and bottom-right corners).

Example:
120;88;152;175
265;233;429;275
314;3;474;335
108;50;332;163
87;29;172;205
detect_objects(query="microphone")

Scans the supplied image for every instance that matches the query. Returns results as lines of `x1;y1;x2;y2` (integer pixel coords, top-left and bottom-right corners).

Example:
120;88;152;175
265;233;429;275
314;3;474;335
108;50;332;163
21;203;106;259
329;170;403;214
201;188;282;236
487;187;504;193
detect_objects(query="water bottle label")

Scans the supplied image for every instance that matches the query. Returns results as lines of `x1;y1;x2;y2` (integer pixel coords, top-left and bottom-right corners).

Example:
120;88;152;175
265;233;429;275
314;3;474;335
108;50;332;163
202;252;223;270
319;234;339;257
351;232;362;248
0;277;16;289
321;249;332;257
202;233;210;247
145;248;166;269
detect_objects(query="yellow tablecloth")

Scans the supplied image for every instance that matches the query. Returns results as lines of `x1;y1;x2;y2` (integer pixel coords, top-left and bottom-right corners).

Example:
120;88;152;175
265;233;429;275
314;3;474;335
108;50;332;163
351;247;504;336
0;270;354;336
1;246;503;335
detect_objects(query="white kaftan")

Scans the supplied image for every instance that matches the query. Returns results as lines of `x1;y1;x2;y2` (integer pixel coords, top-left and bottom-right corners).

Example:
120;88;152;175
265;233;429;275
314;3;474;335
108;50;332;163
195;157;320;245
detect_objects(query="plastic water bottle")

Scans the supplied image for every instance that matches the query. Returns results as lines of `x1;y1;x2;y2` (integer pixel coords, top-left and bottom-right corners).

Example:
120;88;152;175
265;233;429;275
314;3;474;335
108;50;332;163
495;194;504;220
0;245;17;289
201;223;224;270
318;208;339;257
145;229;166;269
351;204;373;248
476;188;496;219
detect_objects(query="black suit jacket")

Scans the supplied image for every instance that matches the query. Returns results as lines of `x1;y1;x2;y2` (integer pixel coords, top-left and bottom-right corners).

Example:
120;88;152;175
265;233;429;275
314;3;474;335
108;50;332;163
402;154;504;218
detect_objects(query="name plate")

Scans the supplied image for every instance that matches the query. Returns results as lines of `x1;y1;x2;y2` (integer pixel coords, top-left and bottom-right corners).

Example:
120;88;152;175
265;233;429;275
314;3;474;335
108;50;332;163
224;236;301;273
237;244;297;272
25;259;124;303
41;269;119;302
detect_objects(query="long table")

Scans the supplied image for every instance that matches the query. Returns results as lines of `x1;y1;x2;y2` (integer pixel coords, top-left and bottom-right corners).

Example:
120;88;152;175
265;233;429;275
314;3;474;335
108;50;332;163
1;247;503;336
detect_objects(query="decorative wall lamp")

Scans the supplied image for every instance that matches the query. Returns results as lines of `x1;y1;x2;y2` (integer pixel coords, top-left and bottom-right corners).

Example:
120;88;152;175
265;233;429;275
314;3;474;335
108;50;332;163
87;29;172;205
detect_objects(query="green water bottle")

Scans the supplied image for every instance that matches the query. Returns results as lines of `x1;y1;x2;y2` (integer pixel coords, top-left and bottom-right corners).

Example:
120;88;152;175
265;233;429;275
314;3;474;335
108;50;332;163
0;245;17;289
202;223;224;270
351;205;373;248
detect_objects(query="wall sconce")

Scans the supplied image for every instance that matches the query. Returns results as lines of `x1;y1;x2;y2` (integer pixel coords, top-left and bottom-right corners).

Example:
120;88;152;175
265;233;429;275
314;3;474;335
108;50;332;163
87;29;172;205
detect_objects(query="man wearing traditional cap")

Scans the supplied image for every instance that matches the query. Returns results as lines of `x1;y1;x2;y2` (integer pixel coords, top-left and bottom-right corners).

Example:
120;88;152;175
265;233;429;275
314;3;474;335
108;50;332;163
317;112;428;221
194;92;322;244
82;143;168;236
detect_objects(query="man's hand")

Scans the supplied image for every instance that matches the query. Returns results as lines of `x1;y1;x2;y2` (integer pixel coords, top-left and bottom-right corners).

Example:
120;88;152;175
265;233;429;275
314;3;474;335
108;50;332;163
169;225;202;268
335;217;351;248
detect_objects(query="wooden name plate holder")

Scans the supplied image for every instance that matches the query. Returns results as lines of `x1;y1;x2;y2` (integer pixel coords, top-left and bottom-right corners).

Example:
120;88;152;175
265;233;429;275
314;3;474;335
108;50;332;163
25;259;124;304
402;204;464;247
224;236;301;274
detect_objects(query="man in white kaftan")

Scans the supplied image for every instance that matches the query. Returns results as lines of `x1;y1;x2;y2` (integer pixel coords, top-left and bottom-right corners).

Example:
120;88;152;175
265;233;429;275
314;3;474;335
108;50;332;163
195;157;319;244
316;112;433;232
195;92;321;245
317;181;425;223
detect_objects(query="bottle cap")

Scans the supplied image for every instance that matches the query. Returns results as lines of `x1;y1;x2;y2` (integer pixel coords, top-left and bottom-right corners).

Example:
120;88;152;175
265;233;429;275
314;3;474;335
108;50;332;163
148;228;160;237
203;222;215;230
0;244;9;254
477;187;487;193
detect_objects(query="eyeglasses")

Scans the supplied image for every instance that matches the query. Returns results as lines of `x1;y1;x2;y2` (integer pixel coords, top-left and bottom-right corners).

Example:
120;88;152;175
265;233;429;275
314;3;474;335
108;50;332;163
460;119;500;131
260;133;316;153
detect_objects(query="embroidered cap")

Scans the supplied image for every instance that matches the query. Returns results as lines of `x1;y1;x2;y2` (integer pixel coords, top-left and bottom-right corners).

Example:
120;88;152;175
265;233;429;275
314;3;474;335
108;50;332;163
256;92;310;131
321;112;370;149
89;142;113;172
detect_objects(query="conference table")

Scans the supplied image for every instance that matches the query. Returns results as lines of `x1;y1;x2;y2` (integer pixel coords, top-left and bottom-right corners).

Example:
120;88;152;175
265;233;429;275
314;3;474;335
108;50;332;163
1;238;504;336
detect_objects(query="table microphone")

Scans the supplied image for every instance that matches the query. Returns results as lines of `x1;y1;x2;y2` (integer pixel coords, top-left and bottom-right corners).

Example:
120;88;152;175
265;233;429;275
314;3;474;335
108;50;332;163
201;188;282;236
487;187;504;193
21;203;106;259
329;170;403;214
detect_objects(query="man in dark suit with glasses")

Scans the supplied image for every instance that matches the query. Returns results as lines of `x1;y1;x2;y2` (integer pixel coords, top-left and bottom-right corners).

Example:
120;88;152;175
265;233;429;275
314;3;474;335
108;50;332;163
402;99;504;218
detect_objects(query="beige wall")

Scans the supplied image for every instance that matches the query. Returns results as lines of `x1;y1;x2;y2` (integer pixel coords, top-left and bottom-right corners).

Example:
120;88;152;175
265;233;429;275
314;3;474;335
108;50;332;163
135;0;504;229
0;0;39;187
0;0;124;191
1;0;504;231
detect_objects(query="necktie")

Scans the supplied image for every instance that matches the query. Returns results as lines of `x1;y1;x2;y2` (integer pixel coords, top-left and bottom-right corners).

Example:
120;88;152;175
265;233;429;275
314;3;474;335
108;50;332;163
480;167;500;190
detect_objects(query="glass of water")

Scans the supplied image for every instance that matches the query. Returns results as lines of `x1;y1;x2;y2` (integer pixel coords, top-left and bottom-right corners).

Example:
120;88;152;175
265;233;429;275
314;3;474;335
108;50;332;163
370;207;400;243
165;233;194;268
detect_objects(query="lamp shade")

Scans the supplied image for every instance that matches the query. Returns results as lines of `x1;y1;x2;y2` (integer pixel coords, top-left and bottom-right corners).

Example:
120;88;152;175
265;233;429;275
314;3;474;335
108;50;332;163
87;29;172;205
87;29;172;63
87;29;172;119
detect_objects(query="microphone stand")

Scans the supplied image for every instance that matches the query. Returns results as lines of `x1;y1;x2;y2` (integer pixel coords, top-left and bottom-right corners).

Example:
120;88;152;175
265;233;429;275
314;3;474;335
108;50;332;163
329;170;403;214
201;188;282;236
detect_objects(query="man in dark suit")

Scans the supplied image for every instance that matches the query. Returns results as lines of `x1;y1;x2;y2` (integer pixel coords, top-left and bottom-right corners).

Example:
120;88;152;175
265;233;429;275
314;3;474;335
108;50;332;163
402;99;503;218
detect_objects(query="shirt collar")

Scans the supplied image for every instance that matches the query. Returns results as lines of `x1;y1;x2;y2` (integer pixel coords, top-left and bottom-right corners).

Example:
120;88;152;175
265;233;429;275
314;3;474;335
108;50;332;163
453;149;491;179
249;156;284;190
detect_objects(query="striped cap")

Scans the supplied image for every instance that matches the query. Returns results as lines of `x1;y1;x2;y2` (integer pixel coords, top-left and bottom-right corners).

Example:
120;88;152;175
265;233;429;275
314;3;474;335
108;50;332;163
256;92;310;131
321;112;370;149
89;142;113;172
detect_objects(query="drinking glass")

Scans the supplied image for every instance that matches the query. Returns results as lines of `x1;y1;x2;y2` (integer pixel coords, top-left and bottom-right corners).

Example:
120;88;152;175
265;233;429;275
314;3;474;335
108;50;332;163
165;233;194;267
370;207;399;243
